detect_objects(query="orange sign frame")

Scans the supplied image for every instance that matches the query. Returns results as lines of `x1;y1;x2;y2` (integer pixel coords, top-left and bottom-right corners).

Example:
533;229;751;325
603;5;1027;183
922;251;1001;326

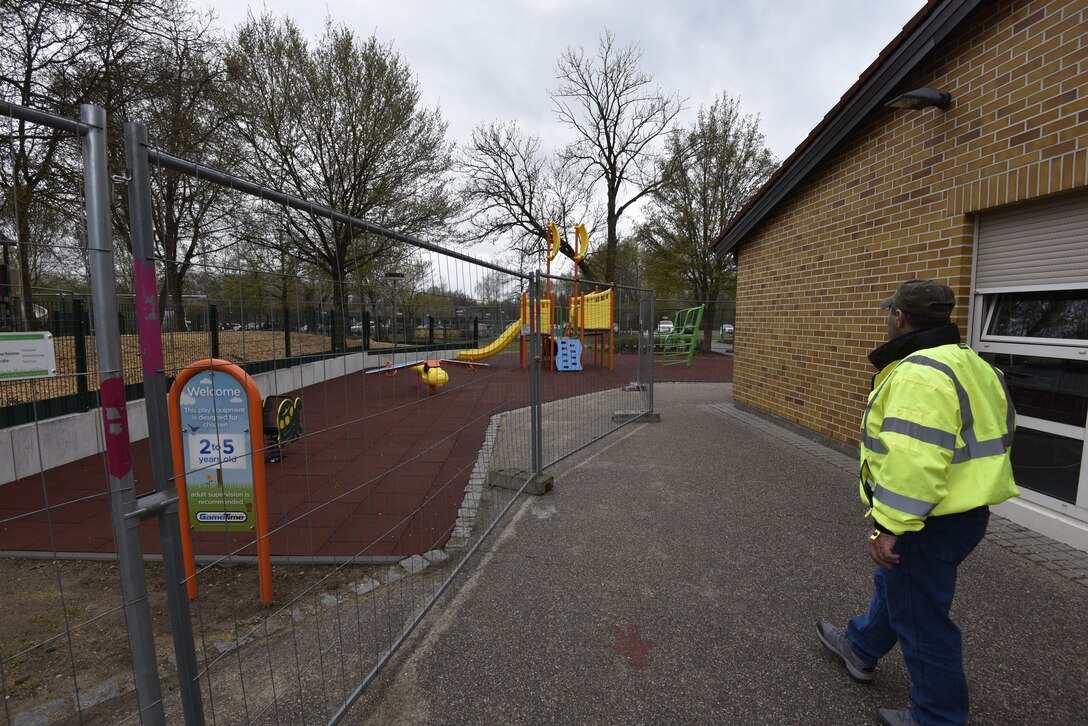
168;358;272;604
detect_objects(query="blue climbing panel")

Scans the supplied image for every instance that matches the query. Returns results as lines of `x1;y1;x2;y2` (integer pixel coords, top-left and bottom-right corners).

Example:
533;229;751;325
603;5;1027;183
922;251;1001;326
555;337;583;371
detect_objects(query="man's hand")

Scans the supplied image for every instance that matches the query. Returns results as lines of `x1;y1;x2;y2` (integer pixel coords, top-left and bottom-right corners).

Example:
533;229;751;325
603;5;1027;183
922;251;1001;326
867;532;900;569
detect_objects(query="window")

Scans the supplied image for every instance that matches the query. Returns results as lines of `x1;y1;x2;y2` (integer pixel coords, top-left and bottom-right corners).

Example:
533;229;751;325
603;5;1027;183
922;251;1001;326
984;289;1088;342
1007;428;1081;505
973;287;1088;513
980;354;1088;428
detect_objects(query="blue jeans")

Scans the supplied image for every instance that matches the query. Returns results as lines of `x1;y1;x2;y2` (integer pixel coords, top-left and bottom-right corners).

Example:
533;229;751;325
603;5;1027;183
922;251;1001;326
846;507;989;726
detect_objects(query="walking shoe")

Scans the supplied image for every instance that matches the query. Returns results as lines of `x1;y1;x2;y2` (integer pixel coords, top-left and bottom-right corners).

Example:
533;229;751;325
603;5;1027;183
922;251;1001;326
875;707;918;725
816;620;874;682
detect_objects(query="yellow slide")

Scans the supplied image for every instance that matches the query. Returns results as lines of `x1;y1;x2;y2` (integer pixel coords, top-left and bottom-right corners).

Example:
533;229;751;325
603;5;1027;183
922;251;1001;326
456;320;523;362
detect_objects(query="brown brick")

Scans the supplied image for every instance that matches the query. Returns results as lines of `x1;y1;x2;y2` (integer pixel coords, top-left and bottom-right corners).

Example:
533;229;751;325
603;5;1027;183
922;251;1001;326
1009;127;1044;145
1012;7;1046;35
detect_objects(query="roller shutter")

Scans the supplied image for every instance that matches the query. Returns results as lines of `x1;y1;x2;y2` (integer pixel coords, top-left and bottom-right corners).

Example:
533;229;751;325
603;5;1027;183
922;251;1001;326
976;191;1088;289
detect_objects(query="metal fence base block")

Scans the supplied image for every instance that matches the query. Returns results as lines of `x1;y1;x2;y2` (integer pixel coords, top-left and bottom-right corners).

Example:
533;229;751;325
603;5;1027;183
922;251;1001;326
488;468;553;496
623;382;645;391
612;411;661;423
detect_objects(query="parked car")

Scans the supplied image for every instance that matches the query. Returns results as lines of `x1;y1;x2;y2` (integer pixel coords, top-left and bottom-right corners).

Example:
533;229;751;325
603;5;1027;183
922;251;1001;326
656;319;674;334
720;323;735;342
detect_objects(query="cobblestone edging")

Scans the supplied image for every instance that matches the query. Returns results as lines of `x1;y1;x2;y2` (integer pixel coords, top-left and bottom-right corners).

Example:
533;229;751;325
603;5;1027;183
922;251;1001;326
708;402;1088;588
447;413;502;548
12;413;507;726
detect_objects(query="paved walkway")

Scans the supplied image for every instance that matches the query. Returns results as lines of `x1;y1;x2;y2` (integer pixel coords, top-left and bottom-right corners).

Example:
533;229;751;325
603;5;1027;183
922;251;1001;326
348;383;1088;725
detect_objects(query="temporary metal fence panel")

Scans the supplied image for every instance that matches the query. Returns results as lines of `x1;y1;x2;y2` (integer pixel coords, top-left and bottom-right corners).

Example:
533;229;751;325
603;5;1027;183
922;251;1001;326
533;273;655;470
1;103;170;725
123;120;654;724
2;101;663;726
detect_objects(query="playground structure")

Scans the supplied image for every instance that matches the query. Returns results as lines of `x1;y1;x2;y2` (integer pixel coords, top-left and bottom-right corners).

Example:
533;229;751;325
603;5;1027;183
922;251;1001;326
454;222;616;372
657;304;705;366
262;393;304;462
566;286;614;370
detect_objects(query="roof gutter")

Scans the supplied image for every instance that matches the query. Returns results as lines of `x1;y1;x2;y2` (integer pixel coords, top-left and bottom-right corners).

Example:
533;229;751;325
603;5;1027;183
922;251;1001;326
714;0;982;258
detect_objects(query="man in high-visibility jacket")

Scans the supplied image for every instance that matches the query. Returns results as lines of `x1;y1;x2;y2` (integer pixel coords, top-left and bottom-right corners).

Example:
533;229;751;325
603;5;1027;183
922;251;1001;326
817;279;1018;726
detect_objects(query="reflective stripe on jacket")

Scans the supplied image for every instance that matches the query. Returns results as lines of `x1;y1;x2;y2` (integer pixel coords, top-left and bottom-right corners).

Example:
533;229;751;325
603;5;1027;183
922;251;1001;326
859;342;1019;535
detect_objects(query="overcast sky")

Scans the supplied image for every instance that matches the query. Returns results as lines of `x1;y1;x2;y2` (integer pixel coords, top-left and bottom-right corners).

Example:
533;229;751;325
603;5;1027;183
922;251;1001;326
204;0;924;162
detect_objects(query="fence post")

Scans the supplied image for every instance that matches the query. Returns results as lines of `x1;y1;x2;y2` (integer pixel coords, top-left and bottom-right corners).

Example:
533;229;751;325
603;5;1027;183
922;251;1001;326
283;304;291;359
124;120;205;725
83;106;167;725
529;272;543;476
648;290;655;413
428;315;434;346
209;303;220;358
363;310;370;351
473;316;479;347
54;296;66;336
72;298;89;402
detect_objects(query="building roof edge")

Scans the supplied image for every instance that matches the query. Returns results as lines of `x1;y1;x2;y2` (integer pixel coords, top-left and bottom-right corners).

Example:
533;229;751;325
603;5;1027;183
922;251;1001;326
714;0;983;257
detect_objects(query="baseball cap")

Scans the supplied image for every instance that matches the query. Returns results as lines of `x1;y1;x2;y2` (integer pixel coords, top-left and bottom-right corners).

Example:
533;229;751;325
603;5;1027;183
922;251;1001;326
879;279;955;317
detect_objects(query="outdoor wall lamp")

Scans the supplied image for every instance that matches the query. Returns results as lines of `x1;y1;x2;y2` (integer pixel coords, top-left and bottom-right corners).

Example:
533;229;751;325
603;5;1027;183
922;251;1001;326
885;87;951;110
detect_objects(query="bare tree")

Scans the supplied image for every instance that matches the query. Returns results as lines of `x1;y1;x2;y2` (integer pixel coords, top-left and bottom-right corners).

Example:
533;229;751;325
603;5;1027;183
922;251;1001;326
552;30;684;283
0;0;200;326
134;11;238;330
637;93;777;349
458;119;601;278
1;1;95;327
475;268;511;305
226;15;456;350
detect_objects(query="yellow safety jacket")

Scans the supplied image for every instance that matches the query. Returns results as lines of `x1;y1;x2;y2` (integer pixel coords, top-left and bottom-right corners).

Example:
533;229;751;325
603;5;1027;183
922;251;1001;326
860;325;1019;535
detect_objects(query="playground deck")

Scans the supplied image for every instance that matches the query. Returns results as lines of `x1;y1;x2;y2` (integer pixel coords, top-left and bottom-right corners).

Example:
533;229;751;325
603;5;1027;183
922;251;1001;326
0;352;731;561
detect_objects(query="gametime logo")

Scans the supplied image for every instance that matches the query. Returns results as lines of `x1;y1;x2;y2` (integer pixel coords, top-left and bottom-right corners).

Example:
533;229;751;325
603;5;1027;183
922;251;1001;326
196;511;247;523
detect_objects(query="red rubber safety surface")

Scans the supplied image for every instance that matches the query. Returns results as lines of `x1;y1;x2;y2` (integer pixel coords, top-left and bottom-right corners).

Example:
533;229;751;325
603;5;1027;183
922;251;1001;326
0;353;731;560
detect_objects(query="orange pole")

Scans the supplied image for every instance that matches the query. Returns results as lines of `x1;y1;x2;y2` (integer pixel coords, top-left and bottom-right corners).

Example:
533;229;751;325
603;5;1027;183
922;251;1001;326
551;292;558;370
546;238;552;299
249;390;272;606
572;225;579;301
579;295;586;367
520;292;527;368
594;287;601;366
167;394;198;600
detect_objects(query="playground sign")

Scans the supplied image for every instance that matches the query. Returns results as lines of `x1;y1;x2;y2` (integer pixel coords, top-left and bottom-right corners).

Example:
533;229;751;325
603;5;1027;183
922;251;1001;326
169;358;272;604
0;332;57;380
175;369;254;531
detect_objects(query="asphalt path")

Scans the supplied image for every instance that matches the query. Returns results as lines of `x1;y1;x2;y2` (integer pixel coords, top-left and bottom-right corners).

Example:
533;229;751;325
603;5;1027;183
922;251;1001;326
346;383;1088;725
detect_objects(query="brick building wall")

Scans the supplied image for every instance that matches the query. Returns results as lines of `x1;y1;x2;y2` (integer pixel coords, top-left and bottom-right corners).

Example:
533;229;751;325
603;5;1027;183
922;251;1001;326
734;0;1088;448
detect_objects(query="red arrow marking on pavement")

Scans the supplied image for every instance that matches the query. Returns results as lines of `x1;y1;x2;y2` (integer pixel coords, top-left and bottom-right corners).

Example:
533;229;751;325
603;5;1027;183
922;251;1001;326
607;624;655;670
